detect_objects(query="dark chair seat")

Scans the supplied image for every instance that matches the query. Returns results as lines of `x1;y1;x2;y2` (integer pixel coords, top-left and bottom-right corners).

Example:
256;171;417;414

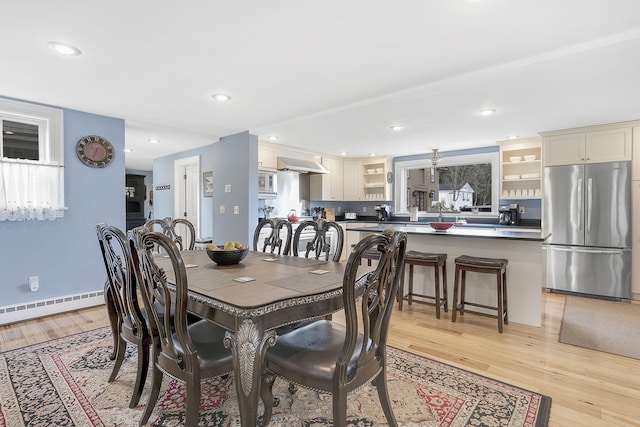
266;320;366;388
454;254;507;269
171;320;233;374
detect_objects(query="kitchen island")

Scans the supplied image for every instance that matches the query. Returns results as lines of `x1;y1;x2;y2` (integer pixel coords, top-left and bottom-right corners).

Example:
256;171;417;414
349;224;550;327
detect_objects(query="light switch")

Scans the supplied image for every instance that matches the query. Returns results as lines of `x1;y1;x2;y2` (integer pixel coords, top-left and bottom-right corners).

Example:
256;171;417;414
220;205;225;214
225;184;231;193
234;206;239;215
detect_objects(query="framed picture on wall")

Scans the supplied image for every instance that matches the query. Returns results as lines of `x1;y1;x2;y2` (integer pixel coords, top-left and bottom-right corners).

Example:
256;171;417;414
203;171;213;197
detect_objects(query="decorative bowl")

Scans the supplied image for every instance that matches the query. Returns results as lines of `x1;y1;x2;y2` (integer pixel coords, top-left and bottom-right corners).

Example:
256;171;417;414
509;156;522;162
523;154;536;161
429;222;454;231
206;246;249;265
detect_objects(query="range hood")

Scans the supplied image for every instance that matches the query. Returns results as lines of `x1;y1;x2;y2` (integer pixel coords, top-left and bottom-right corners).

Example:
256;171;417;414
277;157;328;174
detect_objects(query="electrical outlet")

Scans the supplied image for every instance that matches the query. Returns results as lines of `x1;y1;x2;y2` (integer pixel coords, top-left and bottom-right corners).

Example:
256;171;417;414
519;206;525;214
29;276;39;292
234;206;239;215
362;207;367;213
220;205;225;214
225;184;232;193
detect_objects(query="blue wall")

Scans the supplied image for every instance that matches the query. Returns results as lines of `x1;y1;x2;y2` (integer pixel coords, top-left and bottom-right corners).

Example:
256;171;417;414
151;131;258;245
0;101;125;306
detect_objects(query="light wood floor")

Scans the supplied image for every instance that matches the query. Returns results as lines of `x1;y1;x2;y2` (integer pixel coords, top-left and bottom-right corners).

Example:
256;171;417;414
1;292;639;427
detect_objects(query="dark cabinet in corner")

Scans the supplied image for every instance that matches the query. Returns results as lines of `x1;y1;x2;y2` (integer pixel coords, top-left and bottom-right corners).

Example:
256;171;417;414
126;174;146;230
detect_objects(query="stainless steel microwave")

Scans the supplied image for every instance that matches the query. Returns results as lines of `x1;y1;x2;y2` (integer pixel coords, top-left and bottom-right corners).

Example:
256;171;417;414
258;170;277;199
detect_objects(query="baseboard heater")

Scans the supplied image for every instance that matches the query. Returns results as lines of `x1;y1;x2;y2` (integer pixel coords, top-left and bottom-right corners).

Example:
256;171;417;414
0;291;105;325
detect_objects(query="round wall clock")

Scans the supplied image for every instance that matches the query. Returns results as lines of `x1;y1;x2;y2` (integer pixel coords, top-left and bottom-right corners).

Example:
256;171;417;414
76;135;115;168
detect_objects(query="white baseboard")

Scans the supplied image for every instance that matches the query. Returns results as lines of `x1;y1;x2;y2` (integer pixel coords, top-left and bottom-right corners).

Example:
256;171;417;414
0;291;105;325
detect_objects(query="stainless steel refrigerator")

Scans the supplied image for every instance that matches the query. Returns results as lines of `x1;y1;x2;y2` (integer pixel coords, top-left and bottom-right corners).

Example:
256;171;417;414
543;161;631;300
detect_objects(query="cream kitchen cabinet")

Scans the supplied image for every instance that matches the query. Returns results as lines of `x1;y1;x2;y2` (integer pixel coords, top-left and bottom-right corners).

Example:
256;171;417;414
542;125;632;166
310;156;344;201
258;143;278;170
362;157;392;201
632;125;640;180
498;137;542;200
343;159;364;201
632;180;640;298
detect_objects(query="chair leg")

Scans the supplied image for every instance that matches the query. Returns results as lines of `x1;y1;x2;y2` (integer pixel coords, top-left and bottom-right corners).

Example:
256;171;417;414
441;263;448;313
333;388;348;427
408;264;414;305
108;336;126;382
459;270;467;316
397;266;405;311
433;264;441;319
259;372;277;426
184;376;201;427
503;269;508;325
496;271;504;334
139;360;162;426
374;367;398;427
129;337;150;408
452;266;460;323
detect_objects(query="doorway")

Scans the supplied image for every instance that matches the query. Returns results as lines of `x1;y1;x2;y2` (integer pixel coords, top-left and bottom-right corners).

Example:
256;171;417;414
173;155;200;239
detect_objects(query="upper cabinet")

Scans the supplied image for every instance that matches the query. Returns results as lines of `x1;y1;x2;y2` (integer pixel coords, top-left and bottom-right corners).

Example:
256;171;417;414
258;143;277;170
361;157;392;201
310;157;344;201
542;124;633;166
343;159;364;201
498;137;542;200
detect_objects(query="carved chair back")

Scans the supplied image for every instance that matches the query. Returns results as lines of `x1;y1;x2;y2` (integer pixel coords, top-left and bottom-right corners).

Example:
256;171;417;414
253;218;293;255
292;219;344;261
145;217;196;250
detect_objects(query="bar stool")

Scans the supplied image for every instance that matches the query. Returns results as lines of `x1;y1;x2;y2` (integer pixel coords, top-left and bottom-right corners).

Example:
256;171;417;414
399;251;448;319
451;255;508;333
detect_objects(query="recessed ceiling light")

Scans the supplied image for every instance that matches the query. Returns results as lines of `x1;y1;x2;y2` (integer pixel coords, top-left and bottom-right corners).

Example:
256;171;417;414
340;152;348;156
507;135;519;140
267;135;279;141
479;108;496;116
147;139;160;143
389;125;405;131
124;148;133;153
368;153;377;157
47;42;81;56
212;93;232;102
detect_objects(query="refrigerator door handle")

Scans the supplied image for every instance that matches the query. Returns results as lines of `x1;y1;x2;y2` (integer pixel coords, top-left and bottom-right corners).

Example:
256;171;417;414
577;178;583;231
586;177;593;232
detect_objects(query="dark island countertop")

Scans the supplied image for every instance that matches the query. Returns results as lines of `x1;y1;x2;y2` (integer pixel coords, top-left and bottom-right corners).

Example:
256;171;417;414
347;224;551;242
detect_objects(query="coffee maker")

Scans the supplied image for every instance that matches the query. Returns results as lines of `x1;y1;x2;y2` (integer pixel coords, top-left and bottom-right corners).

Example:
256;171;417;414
499;203;520;225
375;204;389;221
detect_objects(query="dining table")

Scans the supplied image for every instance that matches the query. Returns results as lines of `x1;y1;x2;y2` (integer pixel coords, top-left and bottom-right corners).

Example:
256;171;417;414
154;249;354;427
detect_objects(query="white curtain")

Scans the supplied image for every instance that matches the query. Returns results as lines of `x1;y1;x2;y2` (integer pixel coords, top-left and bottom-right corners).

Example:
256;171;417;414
0;159;64;221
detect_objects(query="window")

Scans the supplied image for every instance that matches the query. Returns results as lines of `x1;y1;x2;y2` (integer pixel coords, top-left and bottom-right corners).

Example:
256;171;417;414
0;98;64;221
394;151;499;215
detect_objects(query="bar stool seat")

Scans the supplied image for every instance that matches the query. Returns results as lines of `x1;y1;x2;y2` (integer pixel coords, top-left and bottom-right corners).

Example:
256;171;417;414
452;255;508;333
399;250;448;319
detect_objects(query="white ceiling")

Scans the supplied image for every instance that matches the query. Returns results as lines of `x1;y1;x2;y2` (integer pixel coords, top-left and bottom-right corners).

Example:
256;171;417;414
2;1;640;171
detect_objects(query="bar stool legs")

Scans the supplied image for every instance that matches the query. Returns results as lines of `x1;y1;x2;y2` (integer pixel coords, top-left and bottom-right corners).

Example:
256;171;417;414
399;251;448;319
452;255;508;333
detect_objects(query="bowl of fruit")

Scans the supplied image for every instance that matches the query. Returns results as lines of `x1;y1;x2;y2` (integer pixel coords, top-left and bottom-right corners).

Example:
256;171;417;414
206;241;249;265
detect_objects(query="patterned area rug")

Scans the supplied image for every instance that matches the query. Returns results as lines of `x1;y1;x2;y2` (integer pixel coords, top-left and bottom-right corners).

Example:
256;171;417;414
0;327;551;426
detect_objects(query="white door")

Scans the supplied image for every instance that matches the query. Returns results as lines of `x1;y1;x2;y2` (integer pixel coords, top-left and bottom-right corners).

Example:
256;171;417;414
174;156;200;239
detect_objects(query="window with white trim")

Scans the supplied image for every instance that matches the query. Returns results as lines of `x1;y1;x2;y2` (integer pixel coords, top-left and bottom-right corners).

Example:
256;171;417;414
0;98;64;221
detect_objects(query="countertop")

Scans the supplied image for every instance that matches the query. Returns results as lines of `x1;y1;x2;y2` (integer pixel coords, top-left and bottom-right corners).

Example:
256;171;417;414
347;224;550;242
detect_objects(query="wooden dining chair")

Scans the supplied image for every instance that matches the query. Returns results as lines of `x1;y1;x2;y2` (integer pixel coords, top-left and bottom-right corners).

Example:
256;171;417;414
260;228;407;426
96;223;150;409
129;228;234;427
292;218;344;261
253;218;293;255
145;217;196;250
